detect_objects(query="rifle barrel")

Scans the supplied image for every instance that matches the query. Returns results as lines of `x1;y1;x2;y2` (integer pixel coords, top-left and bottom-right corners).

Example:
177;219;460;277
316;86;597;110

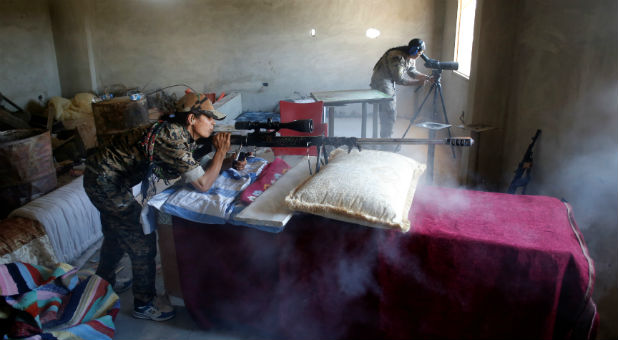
356;137;473;146
228;135;473;147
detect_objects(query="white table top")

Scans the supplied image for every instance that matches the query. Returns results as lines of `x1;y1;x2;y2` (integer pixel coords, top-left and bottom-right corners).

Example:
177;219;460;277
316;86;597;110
311;89;393;105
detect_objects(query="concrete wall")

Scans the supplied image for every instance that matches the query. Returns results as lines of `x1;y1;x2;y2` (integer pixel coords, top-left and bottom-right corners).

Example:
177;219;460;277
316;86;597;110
428;0;471;186
465;0;519;189
470;0;618;338
48;0;439;114
49;0;97;97
0;0;61;111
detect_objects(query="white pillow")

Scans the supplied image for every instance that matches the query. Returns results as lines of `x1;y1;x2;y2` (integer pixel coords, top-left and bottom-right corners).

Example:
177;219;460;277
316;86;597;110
284;148;426;232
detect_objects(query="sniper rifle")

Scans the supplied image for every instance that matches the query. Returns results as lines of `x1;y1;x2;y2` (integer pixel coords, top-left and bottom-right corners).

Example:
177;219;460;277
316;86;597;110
507;129;542;194
198;119;474;173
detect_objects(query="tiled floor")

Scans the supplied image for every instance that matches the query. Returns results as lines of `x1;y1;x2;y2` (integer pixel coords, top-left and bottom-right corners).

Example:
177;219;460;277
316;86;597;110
101;115;462;339
113;295;260;340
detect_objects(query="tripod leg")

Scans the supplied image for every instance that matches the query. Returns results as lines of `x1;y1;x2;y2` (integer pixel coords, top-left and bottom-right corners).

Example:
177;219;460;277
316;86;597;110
436;84;456;158
399;83;435;141
322;144;329;165
425;86;441;182
427;128;436;183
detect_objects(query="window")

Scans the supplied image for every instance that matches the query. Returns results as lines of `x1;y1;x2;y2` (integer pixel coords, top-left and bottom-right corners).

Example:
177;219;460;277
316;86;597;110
454;0;476;77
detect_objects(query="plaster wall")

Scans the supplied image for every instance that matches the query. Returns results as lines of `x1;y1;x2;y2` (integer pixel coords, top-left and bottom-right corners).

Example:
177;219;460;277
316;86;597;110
471;0;618;338
505;1;618;338
49;0;97;97
0;0;61;111
49;0;438;114
466;0;518;189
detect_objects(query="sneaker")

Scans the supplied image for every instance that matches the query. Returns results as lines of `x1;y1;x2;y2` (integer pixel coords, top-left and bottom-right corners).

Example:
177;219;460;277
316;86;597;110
132;298;176;321
113;279;132;294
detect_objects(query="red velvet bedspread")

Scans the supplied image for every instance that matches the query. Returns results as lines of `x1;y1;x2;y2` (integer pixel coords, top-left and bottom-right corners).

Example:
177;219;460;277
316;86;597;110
172;185;598;339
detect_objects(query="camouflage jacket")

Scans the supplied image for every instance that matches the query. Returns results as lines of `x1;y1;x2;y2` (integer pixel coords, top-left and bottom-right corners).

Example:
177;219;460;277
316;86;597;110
370;46;419;90
86;122;204;192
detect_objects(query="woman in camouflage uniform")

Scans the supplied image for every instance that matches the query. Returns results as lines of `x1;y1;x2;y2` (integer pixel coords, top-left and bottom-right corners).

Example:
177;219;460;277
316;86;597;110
370;38;434;138
84;92;232;321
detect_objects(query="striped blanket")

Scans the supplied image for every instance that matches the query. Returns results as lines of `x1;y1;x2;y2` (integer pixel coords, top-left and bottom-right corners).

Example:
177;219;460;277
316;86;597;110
0;262;119;340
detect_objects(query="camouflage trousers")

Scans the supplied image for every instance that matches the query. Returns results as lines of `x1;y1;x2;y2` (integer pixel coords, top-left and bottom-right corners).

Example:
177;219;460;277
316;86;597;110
83;169;156;304
371;83;397;138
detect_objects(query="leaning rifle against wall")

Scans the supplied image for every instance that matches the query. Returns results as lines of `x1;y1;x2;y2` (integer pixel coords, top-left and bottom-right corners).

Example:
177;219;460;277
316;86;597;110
196;119;474;174
507;129;542;194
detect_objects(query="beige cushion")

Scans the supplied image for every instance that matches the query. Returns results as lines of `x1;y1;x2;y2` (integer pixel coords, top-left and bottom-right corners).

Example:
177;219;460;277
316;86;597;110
285;148;426;232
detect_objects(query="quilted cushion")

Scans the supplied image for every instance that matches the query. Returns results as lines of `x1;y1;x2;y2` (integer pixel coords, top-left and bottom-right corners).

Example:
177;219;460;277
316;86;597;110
284;148;426;232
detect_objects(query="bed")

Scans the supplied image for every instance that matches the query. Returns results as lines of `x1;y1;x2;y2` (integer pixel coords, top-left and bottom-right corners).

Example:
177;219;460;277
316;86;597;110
155;152;598;339
1;175;103;267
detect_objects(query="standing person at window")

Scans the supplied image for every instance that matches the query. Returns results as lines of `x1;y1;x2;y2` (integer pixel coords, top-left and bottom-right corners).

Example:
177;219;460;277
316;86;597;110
370;38;433;138
83;92;232;321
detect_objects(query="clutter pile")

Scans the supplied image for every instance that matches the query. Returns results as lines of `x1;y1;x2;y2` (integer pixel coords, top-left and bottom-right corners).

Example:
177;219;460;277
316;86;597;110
0;85;181;217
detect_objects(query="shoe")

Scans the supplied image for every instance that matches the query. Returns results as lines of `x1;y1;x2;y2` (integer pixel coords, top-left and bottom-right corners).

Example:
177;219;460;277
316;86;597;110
132;298;176;321
113;279;132;294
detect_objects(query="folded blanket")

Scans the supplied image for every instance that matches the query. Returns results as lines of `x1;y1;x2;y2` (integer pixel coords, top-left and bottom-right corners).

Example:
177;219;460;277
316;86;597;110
9;176;103;263
0;262;119;340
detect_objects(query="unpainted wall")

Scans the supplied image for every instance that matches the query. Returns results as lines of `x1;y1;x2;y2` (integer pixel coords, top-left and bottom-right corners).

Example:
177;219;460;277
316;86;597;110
49;0;97;98
428;0;471;186
470;0;618;338
50;0;438;114
0;0;61;111
508;1;617;338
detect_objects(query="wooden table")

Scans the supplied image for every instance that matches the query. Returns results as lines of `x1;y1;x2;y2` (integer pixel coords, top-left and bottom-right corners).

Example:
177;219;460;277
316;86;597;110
310;89;393;137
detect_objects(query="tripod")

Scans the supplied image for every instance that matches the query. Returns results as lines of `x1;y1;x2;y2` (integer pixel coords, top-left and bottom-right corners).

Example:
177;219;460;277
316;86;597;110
398;69;455;181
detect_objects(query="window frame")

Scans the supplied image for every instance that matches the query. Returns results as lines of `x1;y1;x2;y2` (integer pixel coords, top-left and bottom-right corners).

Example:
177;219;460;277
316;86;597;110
453;0;476;78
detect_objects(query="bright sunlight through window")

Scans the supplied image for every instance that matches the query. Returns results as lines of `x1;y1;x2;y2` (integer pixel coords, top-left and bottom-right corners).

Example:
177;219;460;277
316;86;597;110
454;0;476;77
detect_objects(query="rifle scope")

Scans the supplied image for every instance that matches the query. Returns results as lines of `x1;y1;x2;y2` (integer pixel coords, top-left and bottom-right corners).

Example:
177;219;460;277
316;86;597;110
235;119;314;133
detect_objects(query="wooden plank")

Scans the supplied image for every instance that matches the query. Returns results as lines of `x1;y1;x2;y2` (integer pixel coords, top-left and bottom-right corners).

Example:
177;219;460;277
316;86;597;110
0;108;30;129
63;117;98;150
46;107;54;131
